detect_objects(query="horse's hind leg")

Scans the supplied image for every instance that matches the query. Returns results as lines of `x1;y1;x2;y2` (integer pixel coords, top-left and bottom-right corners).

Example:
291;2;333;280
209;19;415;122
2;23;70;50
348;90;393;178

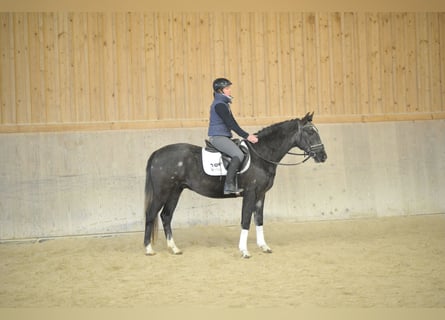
160;188;183;255
144;198;163;255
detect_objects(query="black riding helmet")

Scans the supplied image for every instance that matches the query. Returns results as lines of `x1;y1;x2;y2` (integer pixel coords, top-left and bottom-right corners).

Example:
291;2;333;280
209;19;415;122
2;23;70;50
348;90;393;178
213;78;232;93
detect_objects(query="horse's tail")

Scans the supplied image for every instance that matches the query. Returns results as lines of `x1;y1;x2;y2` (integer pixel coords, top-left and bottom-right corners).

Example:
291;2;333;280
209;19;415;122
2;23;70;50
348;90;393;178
144;155;158;244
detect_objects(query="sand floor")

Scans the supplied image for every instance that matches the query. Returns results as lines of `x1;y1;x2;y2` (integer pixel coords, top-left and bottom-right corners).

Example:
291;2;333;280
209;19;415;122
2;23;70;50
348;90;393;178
1;214;444;307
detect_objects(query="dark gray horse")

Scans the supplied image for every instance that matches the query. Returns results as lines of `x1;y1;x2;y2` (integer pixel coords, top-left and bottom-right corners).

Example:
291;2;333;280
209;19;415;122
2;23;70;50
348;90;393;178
143;112;327;258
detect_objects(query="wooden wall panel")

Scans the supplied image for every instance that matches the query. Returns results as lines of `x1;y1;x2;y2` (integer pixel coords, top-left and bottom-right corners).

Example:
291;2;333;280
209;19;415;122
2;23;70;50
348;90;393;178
441;13;445;111
342;12;357;115
429;13;443;112
404;13;419;114
303;13;319;114
291;13;306;115
252;13;267;118
1;12;444;133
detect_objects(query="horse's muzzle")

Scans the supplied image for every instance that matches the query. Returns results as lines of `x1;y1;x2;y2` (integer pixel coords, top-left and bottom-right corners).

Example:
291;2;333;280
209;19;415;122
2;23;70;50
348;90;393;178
309;144;327;163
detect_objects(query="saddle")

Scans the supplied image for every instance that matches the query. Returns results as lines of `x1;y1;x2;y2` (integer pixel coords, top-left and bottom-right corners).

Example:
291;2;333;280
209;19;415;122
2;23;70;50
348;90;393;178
201;139;250;176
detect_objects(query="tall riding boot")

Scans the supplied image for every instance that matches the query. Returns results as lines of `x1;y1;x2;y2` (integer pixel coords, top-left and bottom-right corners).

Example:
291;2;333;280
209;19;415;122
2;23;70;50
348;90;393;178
224;157;244;195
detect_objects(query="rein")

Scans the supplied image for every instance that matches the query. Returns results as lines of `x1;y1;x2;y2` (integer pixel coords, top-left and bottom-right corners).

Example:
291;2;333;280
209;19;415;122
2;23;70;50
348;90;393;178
246;141;312;166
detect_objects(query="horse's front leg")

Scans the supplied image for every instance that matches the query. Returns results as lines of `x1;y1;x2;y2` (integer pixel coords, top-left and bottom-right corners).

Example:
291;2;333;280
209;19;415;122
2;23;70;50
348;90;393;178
239;192;258;258
254;193;272;253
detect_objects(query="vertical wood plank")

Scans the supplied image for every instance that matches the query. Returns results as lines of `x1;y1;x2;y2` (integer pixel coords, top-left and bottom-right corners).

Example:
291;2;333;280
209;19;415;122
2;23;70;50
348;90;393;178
393;13;407;113
102;12;118;122
72;12;90;122
355;13;370;114
264;13;280;116
303;13;319;112
143;12;159;120
318;12;331;115
331;12;345;115
158;12;174;119
439;13;445;112
183;13;201;119
124;12;136;121
114;12;126;121
198;13;211;119
238;12;254;118
44;12;61;123
57;12;75;123
27;13;46;123
428;13;442;113
343;12;357;114
211;13;226;78
367;13;383;114
225;13;242;117
379;13;395;115
66;13;76;123
88;13;105;122
171;13;186;119
404;13;418;113
0;13;15;124
128;12;147;120
252;12;267;118
290;12;306;115
416;12;431;113
115;12;132;121
278;12;293;116
13;13;32;123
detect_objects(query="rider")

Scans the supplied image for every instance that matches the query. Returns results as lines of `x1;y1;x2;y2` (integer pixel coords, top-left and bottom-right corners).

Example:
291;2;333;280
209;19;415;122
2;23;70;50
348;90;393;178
208;78;259;195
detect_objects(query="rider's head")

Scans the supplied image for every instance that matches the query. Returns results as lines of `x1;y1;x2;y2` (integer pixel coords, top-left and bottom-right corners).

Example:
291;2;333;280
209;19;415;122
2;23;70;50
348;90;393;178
213;78;232;95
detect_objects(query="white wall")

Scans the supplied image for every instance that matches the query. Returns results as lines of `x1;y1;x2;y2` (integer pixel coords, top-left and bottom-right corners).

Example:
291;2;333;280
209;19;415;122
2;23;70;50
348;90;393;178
1;120;444;240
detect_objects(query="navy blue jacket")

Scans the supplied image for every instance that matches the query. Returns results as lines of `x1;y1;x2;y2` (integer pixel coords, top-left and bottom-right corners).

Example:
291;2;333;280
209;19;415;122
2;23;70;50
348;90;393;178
208;93;249;138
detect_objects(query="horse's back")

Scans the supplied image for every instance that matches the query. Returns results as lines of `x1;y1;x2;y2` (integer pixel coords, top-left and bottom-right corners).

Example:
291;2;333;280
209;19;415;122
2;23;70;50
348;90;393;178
150;143;201;157
147;143;202;169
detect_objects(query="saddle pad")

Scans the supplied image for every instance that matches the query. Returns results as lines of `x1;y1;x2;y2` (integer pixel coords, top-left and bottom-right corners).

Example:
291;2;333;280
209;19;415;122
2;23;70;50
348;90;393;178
201;141;250;176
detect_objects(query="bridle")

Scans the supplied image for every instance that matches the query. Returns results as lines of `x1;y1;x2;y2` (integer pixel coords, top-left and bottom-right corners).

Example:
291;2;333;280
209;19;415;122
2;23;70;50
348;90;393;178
246;124;325;166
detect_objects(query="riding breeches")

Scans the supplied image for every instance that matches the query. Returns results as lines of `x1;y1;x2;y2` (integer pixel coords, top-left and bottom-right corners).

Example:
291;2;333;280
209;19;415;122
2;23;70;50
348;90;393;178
208;136;244;163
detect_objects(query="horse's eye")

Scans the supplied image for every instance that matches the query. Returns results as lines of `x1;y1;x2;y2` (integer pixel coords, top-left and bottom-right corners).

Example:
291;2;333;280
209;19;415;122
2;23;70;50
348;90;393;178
307;128;315;135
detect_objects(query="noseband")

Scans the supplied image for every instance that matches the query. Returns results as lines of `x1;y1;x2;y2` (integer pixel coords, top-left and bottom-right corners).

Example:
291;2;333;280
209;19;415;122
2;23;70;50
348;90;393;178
305;143;325;158
285;142;324;164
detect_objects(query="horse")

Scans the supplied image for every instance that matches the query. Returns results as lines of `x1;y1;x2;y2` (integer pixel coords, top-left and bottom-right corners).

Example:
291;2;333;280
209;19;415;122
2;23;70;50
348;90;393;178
143;112;327;258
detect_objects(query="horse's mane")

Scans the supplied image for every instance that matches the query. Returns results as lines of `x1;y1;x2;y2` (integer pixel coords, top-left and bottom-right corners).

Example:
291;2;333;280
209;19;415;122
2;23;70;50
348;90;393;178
255;118;300;139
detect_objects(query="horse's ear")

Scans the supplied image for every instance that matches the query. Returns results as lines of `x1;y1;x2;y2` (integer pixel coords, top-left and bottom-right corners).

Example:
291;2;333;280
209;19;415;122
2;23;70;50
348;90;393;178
303;112;314;123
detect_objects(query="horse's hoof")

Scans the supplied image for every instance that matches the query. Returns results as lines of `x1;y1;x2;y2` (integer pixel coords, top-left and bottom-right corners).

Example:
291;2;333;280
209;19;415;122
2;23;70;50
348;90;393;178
240;250;251;259
145;245;156;256
168;245;183;255
260;245;273;253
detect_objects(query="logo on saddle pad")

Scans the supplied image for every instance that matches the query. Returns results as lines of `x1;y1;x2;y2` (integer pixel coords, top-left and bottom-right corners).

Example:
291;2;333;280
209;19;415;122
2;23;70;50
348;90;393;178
201;140;250;176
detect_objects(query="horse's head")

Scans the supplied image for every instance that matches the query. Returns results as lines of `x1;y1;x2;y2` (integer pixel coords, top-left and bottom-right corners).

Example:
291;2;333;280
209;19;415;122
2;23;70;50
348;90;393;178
296;112;327;163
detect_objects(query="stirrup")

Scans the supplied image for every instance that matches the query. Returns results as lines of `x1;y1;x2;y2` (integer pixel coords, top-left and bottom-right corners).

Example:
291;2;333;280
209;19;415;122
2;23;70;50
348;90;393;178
224;184;244;195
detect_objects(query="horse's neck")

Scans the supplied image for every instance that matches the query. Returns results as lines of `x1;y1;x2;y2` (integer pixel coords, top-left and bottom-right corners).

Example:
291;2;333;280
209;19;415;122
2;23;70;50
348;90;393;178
256;138;294;163
255;119;300;162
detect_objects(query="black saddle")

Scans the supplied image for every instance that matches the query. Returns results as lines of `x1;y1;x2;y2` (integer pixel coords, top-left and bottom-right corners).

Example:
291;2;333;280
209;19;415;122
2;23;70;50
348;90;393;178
204;139;250;170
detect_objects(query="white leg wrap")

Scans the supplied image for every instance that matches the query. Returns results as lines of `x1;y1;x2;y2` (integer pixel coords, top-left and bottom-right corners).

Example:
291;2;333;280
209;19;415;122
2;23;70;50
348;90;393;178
145;244;156;256
256;225;272;253
256;225;266;247
238;229;249;251
167;238;182;255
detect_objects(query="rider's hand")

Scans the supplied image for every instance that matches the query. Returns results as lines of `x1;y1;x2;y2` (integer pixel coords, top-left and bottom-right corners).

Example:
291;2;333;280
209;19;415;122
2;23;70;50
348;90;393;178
247;134;258;144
